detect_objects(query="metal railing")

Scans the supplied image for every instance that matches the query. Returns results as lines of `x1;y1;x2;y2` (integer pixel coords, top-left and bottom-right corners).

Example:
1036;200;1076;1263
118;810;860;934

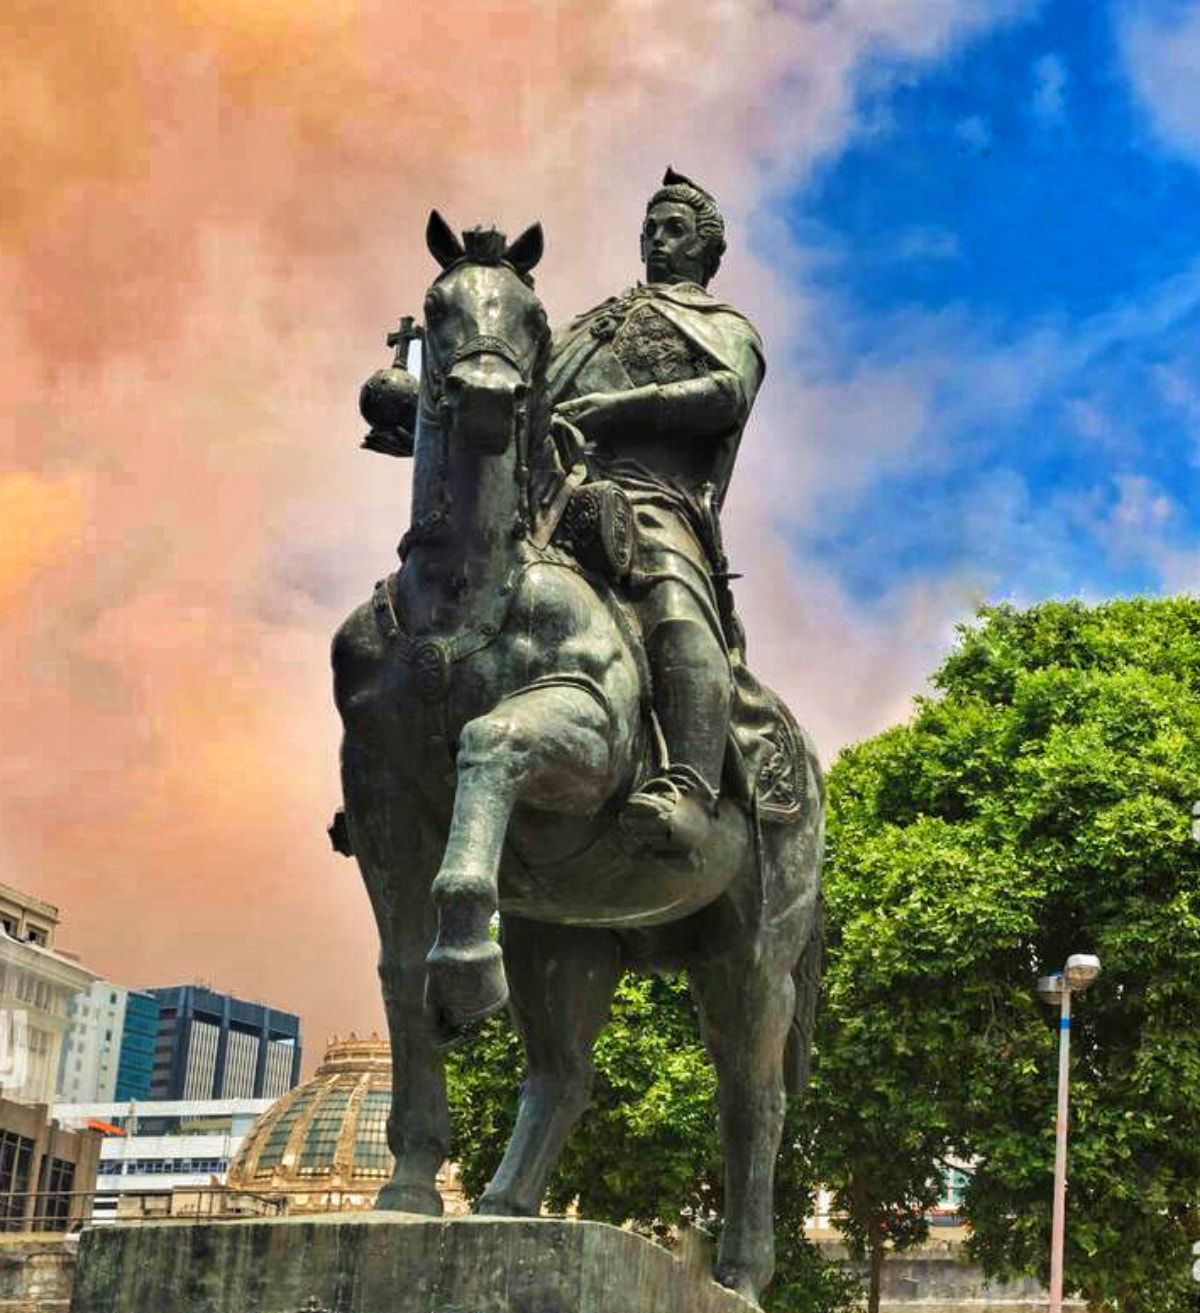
0;1184;423;1233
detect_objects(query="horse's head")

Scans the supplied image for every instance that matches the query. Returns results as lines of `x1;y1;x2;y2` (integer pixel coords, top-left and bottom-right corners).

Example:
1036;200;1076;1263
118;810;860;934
422;211;548;456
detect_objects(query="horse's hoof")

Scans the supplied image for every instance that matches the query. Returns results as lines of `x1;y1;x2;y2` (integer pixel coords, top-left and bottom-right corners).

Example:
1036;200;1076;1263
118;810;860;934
425;939;509;1033
714;1262;761;1307
475;1193;535;1218
375;1180;444;1216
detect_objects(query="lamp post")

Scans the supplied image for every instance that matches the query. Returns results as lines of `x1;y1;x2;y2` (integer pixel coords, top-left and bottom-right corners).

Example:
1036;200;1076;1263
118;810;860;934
1037;953;1101;1313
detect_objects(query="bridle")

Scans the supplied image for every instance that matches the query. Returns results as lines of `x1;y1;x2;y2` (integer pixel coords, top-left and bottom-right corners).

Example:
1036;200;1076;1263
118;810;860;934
410;265;551;552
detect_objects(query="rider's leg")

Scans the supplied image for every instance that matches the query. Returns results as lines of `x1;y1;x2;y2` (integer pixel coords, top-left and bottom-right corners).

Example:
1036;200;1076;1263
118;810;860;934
621;581;731;859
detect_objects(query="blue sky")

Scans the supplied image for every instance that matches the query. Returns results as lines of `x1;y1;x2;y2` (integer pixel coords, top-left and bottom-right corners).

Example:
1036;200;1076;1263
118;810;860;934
779;0;1200;608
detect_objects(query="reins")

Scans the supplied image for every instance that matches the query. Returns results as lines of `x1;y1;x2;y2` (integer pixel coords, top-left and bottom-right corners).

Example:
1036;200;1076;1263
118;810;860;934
420;282;551;542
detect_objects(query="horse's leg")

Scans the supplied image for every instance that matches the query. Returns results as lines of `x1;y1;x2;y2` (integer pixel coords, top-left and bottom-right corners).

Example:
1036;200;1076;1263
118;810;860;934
689;935;798;1304
341;732;449;1215
426;685;613;1029
476;918;622;1216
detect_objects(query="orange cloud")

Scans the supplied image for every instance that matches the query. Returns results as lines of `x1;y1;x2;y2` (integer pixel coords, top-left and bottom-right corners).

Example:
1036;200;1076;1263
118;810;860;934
0;472;86;614
1;0;1024;1066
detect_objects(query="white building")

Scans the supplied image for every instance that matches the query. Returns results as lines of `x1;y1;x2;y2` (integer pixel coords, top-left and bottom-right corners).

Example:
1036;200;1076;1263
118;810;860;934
53;1098;277;1223
57;981;130;1104
0;884;96;1105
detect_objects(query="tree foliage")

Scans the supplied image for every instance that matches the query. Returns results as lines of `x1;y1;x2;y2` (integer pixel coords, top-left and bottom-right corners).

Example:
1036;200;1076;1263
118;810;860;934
447;973;720;1223
816;598;1200;1312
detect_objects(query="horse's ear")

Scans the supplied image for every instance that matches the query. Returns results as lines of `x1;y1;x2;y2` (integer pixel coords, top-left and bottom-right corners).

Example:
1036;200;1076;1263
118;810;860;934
505;223;544;277
427;210;465;269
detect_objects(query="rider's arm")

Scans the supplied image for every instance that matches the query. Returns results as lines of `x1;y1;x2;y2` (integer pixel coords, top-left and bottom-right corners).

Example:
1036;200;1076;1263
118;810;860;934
554;369;752;446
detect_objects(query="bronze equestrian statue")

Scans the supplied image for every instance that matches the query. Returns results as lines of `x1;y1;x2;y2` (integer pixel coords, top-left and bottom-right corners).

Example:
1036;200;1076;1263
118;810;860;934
331;170;824;1305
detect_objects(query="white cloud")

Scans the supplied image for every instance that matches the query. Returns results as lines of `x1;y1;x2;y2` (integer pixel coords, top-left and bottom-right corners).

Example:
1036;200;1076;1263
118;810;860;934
955;114;994;154
1152;360;1200;462
1110;473;1175;535
896;226;964;262
1030;51;1068;126
1120;0;1200;162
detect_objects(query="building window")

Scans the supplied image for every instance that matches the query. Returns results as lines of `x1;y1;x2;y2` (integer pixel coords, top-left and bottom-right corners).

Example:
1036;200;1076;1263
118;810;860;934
36;1158;75;1232
297;1090;352;1176
0;1132;35;1232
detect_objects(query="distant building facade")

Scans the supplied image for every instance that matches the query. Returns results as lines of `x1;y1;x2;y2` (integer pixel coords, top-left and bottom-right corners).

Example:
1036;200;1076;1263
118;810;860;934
148;986;301;1102
57;981;125;1104
114;991;160;1101
0;1095;100;1232
58;984;161;1105
53;1097;274;1224
0;887;57;949
0;884;95;1105
226;1036;466;1216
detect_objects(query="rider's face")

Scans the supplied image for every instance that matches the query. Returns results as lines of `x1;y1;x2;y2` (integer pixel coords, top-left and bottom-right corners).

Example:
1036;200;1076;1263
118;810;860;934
641;202;707;286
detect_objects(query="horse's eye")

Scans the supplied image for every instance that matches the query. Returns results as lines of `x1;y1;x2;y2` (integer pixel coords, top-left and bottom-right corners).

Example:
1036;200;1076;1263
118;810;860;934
424;291;445;321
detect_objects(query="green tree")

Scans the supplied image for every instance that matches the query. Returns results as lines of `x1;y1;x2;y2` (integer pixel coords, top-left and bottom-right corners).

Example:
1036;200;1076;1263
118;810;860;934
818;598;1200;1312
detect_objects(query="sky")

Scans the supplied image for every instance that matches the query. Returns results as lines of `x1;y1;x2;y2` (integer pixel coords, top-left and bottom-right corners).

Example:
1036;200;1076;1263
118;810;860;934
3;0;1199;1068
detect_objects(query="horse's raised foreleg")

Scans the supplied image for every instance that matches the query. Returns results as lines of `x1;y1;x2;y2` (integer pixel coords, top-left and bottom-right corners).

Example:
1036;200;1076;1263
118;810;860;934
341;733;449;1215
476;918;622;1216
426;684;613;1031
689;941;797;1305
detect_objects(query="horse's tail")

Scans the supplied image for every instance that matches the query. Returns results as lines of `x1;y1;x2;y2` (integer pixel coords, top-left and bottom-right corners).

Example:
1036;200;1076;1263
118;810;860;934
783;896;824;1097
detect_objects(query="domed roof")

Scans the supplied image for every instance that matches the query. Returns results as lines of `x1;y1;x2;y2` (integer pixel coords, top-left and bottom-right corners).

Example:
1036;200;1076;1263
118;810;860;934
227;1035;463;1213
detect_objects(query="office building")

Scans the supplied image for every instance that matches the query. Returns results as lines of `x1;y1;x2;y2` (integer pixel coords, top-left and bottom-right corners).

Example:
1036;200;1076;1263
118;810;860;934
58;981;125;1104
0;887;57;950
114;990;159;1101
0;1095;101;1232
58;983;161;1105
148;986;301;1101
0;883;95;1105
53;1096;273;1224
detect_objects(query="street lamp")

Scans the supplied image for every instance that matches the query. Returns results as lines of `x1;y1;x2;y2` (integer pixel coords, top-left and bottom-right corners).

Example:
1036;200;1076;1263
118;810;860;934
1037;953;1101;1313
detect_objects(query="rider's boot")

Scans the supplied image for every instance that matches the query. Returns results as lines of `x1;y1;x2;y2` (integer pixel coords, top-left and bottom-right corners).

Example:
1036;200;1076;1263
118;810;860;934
620;617;730;864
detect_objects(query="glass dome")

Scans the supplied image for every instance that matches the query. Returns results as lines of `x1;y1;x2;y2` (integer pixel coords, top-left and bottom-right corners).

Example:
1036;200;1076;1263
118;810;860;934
226;1035;464;1214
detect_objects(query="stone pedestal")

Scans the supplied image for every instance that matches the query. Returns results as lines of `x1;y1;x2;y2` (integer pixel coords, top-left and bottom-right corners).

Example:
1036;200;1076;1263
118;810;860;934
70;1214;756;1313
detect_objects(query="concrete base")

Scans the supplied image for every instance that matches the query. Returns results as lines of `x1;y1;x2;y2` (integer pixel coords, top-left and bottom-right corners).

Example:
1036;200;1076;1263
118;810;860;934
70;1214;757;1313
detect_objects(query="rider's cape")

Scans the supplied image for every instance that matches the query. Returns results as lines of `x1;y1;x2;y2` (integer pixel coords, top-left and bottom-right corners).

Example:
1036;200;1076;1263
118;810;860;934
547;282;765;387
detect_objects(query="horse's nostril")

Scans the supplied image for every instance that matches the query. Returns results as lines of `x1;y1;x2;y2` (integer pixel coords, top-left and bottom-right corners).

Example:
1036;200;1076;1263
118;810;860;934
446;375;464;395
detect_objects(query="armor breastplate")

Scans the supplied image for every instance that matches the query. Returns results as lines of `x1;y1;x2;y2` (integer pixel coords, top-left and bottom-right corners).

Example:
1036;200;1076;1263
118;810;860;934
612;303;706;386
561;298;711;402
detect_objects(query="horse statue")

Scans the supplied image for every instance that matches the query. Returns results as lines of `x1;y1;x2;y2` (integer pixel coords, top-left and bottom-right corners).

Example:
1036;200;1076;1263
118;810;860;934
331;210;824;1305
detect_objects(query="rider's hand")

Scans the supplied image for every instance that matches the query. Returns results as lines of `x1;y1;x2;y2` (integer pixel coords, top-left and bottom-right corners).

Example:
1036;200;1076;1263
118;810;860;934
555;392;623;441
555;387;657;443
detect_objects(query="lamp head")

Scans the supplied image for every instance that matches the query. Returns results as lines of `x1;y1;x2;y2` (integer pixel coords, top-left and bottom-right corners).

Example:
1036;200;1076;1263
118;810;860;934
1064;953;1101;992
1037;972;1064;1007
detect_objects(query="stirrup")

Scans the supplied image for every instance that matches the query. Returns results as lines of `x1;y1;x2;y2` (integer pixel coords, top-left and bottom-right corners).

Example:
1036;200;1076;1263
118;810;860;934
632;764;718;812
620;765;719;861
